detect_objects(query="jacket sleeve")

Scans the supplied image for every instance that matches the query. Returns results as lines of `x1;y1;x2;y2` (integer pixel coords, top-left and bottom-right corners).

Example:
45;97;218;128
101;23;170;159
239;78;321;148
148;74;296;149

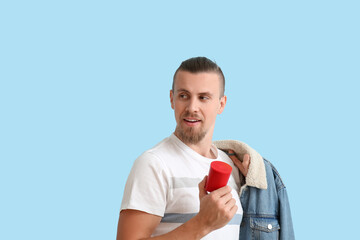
278;186;295;240
268;161;295;240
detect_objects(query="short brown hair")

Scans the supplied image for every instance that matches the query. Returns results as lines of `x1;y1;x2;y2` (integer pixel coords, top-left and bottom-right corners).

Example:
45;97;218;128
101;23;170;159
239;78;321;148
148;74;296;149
172;57;225;97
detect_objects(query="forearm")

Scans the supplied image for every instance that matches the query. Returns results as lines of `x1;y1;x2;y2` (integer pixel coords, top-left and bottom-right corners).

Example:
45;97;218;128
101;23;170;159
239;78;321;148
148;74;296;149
141;214;211;240
118;181;236;240
117;211;212;240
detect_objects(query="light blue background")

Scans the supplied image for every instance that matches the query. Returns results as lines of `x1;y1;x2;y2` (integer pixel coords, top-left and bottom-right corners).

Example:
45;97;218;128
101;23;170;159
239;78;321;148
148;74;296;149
1;1;359;239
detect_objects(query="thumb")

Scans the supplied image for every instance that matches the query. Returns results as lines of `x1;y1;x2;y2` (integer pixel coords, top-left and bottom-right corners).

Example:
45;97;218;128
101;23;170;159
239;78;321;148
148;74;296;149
198;176;208;199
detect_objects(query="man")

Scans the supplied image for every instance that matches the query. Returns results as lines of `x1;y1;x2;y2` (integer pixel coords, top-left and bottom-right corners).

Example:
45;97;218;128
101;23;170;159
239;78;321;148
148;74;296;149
117;57;245;239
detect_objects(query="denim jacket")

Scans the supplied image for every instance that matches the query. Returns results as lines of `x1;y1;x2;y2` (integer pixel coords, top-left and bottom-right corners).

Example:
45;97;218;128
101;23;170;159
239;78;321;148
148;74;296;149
214;140;295;240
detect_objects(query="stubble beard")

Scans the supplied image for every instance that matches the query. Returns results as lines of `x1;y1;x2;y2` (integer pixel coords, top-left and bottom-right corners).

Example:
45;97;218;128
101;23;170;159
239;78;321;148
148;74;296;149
174;122;207;145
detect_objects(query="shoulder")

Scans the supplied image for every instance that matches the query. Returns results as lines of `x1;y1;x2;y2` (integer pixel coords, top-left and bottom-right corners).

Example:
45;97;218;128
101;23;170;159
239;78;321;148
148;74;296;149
132;150;168;176
134;136;174;165
263;158;286;190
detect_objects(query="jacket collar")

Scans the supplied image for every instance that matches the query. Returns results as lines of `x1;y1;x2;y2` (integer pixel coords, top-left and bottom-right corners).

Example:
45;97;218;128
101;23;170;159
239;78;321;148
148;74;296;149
214;140;267;190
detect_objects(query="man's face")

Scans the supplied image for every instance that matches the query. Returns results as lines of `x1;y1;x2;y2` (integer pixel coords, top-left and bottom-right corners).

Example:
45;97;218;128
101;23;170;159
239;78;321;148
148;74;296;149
170;70;226;145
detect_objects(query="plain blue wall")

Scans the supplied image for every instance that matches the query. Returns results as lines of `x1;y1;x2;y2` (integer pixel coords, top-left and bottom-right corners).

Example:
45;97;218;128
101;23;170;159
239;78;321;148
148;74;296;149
1;1;359;239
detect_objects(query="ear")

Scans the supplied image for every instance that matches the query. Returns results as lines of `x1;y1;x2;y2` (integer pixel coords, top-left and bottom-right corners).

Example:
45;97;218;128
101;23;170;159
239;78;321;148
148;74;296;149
218;95;227;114
170;90;174;110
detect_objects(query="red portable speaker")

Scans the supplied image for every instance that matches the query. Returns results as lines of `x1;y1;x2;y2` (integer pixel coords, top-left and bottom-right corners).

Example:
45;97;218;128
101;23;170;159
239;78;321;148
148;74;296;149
205;161;232;192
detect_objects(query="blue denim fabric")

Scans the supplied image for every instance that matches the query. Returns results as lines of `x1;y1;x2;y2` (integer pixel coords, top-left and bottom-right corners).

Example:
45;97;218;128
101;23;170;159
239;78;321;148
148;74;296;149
239;159;295;240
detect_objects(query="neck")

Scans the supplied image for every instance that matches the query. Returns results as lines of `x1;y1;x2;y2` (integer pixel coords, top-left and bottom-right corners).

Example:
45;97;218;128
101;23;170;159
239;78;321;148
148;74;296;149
174;132;216;159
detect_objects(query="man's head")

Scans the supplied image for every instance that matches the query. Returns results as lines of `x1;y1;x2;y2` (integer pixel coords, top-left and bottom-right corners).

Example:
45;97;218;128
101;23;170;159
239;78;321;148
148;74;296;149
172;57;225;97
170;57;227;145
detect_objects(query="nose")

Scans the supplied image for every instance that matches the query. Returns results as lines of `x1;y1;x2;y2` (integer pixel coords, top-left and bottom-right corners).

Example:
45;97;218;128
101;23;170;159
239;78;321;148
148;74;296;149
186;97;199;112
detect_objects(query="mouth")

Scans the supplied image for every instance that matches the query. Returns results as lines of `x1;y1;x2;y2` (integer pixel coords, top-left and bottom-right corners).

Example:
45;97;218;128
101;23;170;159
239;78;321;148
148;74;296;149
183;118;202;126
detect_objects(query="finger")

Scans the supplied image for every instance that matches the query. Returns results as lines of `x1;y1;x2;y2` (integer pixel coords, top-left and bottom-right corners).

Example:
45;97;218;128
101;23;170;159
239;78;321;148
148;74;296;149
242;154;251;176
198;176;208;199
229;203;238;217
211;185;232;199
223;199;238;220
228;153;247;176
226;150;241;164
225;149;237;157
218;191;234;205
222;194;235;206
224;198;236;209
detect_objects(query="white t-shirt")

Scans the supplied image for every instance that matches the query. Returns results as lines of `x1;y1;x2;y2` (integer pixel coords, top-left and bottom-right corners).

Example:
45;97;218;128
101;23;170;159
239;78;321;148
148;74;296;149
121;134;243;239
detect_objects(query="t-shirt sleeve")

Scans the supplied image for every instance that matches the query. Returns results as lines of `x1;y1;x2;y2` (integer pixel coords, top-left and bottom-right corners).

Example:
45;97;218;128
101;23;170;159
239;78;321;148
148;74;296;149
120;151;169;217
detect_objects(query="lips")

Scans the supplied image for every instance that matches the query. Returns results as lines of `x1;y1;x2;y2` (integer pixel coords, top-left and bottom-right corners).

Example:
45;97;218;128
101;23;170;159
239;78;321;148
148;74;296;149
184;118;201;123
183;118;201;126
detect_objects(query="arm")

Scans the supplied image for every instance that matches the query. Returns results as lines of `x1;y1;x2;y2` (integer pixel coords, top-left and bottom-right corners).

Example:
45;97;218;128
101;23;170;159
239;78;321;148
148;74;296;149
116;177;238;240
278;187;295;240
116;209;208;240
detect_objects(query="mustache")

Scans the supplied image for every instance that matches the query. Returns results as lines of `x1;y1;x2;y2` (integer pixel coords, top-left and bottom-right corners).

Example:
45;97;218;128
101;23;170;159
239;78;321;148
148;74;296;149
182;112;202;120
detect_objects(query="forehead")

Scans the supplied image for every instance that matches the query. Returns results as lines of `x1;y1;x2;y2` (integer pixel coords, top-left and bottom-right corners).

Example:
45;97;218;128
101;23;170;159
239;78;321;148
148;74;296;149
174;71;221;94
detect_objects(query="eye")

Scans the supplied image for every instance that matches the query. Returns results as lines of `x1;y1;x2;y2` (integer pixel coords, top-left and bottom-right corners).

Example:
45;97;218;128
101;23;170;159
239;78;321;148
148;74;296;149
179;93;189;99
199;96;209;100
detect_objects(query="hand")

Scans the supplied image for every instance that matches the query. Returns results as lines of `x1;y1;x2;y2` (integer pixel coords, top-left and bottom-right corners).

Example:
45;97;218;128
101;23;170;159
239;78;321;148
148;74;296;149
196;176;238;232
226;150;250;177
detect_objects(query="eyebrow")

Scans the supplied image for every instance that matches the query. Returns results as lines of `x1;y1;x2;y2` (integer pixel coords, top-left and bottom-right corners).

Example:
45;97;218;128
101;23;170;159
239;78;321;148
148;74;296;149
175;88;190;93
176;88;214;97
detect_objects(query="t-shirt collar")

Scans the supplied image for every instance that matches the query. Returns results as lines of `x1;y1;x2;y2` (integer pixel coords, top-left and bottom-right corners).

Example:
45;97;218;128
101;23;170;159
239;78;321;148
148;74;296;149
170;133;219;160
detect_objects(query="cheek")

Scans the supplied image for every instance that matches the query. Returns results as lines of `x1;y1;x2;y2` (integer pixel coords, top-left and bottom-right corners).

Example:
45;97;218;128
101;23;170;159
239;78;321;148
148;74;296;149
204;106;219;120
173;104;183;119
